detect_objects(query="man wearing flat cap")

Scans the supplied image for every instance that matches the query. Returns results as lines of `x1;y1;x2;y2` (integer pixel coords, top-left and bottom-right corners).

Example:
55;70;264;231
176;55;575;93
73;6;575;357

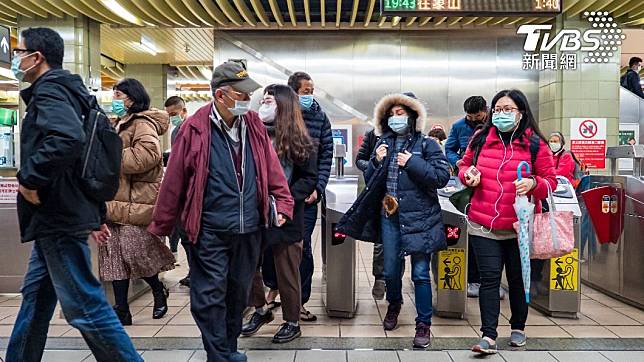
149;61;294;362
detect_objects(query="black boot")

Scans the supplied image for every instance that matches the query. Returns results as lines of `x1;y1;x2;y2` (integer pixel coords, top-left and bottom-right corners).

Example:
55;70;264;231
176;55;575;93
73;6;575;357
152;286;169;319
113;305;132;326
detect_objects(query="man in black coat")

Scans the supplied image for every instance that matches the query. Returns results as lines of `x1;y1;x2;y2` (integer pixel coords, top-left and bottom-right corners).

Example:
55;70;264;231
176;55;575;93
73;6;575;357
621;57;644;99
7;27;141;362
288;72;334;321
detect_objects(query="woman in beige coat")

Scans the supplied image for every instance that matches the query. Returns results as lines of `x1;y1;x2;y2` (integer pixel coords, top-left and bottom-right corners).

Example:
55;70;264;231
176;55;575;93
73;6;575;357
98;78;175;325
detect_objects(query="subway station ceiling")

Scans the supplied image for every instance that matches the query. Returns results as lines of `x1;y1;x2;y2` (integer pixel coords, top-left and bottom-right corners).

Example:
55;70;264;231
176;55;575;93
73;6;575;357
1;1;643;68
0;0;643;29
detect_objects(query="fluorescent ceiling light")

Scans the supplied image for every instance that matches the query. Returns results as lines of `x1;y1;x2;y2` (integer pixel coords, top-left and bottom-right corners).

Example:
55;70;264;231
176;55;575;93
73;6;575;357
101;0;142;25
140;35;157;56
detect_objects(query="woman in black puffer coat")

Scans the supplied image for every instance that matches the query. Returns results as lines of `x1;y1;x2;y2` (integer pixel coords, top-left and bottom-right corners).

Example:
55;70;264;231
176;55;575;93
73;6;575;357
337;93;450;349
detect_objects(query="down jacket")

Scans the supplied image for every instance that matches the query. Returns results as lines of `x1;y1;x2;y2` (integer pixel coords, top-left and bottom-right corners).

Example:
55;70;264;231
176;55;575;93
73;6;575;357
302;100;334;199
107;109;169;226
458;126;557;230
337;94;451;255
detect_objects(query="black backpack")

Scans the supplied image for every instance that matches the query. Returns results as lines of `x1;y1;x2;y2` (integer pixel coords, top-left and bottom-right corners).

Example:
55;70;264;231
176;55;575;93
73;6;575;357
51;81;122;202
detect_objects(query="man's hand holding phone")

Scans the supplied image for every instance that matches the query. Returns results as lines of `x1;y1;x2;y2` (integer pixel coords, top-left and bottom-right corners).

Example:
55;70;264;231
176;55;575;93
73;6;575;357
464;166;481;187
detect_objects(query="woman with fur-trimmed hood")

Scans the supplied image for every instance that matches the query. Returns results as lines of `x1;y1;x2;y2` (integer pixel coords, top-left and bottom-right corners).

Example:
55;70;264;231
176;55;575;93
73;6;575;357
337;93;450;348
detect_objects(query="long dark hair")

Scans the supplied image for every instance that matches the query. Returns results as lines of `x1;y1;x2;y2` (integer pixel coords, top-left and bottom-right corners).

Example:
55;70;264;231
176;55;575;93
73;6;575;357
264;84;314;164
469;89;547;151
113;78;151;114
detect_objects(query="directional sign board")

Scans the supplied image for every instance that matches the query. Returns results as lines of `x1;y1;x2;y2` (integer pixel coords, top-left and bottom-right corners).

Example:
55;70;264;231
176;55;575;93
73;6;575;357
437;248;465;291
0;26;10;65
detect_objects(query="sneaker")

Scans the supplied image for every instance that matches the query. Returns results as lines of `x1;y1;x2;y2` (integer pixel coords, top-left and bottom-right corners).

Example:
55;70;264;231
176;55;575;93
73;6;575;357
509;330;527;347
472;337;498;355
241;311;274;336
372;280;386;300
179;276;190;287
499;287;506;300
413;322;431;348
467;283;480;298
383;302;402;331
272;323;302;343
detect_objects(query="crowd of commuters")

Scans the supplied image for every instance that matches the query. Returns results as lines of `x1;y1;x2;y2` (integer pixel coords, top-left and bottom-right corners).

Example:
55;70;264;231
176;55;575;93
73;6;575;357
7;26;586;361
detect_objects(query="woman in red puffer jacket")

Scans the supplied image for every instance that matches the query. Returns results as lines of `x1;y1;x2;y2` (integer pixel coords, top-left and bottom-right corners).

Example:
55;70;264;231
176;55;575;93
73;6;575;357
458;89;557;355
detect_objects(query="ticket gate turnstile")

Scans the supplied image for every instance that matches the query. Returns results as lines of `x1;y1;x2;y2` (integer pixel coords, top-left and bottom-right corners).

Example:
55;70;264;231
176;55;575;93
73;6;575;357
529;176;582;319
580;145;644;309
322;176;359;318
435;178;470;319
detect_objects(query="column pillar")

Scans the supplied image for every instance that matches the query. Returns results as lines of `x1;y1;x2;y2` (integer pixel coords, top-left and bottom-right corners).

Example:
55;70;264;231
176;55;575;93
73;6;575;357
124;64;169;149
17;15;101;90
539;15;621;173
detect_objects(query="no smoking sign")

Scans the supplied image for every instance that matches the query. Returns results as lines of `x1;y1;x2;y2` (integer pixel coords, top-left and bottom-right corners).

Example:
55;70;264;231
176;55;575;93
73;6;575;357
570;118;607;169
579;119;598;139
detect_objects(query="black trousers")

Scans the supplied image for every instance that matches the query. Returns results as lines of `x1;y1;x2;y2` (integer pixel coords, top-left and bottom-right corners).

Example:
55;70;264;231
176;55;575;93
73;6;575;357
470;234;528;340
189;229;261;362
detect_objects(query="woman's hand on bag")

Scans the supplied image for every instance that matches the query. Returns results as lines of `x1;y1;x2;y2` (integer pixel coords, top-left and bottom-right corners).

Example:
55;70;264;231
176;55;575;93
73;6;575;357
277;214;287;227
375;144;388;162
514;177;536;196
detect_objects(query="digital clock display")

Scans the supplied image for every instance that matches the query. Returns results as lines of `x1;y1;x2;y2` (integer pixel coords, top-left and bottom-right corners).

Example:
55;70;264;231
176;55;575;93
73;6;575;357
381;0;561;15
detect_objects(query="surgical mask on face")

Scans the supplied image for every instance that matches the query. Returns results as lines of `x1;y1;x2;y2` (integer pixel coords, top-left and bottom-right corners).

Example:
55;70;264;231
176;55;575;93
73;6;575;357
258;103;277;123
388;115;409;134
227;100;251;116
491;111;520;132
299;95;314;109
11;53;38;82
549;142;562;153
111;99;127;117
170;115;183;127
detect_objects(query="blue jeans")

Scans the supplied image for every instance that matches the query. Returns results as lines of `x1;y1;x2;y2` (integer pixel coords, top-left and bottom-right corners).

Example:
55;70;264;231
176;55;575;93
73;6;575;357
381;214;433;325
6;234;141;362
300;203;317;305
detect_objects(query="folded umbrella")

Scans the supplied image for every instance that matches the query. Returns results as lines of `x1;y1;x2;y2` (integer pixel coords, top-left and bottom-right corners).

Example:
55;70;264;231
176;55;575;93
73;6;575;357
513;161;535;303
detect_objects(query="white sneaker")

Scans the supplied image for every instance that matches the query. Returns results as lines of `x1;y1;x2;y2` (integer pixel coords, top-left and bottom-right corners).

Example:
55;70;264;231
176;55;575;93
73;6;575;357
467;283;481;298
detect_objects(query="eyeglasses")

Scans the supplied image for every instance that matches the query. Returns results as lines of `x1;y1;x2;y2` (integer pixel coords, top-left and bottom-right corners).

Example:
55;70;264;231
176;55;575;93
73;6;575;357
12;48;35;56
493;106;519;114
225;89;251;99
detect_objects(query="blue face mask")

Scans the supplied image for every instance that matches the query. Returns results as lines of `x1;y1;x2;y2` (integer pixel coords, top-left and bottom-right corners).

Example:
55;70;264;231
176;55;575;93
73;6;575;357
388;115;409;134
492;111;520;132
170;115;183;127
112;99;128;117
299;95;314;109
11;53;37;82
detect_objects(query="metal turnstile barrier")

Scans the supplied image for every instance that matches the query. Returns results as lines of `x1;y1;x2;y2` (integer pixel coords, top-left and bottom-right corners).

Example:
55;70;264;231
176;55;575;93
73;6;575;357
435;177;469;319
529;176;582;318
580;145;644;309
322;176;359;318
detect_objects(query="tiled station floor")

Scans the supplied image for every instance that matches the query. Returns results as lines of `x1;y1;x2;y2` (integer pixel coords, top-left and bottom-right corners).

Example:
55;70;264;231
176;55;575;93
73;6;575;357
0;222;642;361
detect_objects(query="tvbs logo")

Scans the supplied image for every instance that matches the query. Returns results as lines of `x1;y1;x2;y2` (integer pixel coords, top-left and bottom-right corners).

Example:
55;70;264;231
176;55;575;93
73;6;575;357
518;25;601;52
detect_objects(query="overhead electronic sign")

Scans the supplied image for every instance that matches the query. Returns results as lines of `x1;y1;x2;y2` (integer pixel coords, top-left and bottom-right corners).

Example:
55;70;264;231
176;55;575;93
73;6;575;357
0;26;10;65
381;0;562;16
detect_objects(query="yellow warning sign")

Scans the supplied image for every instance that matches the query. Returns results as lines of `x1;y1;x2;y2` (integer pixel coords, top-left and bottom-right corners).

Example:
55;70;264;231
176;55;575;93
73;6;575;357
438;248;465;291
550;248;579;291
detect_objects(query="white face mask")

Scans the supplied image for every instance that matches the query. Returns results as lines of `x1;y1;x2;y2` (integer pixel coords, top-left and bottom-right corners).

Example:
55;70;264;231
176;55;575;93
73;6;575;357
258;103;277;123
549;142;562;153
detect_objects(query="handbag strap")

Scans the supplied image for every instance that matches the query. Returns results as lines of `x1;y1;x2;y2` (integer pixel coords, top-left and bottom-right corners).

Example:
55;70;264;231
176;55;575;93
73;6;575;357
544;181;560;250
